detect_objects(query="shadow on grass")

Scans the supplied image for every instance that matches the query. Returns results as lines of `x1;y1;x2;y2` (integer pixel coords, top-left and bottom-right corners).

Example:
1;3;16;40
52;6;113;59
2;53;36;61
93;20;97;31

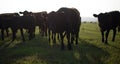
0;37;110;64
73;39;109;64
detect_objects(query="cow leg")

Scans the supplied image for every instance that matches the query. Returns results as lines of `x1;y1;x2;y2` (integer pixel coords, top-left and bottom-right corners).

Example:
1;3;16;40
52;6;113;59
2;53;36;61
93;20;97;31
1;29;4;40
44;26;47;36
60;33;64;50
75;32;79;45
39;26;41;34
40;27;44;37
66;32;72;50
28;31;32;40
31;27;35;39
20;28;25;41
12;30;16;42
28;28;32;40
112;28;116;42
101;30;104;43
6;28;9;37
71;34;74;44
41;30;44;36
53;33;56;43
45;29;47;36
57;33;60;42
105;30;110;44
29;29;35;40
48;29;51;42
51;31;54;43
118;26;120;32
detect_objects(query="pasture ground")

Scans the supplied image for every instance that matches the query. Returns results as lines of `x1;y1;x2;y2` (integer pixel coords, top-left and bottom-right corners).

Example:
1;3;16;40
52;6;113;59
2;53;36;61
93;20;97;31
0;22;120;64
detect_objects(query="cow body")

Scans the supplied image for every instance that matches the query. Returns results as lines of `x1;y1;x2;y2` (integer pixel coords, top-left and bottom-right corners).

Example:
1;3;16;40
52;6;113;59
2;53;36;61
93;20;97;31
0;13;19;40
47;7;81;50
57;7;81;50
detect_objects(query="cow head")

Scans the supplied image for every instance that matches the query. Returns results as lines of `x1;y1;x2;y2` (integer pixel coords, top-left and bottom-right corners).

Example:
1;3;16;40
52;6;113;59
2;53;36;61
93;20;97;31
19;10;33;16
93;13;106;22
14;13;20;16
93;14;98;17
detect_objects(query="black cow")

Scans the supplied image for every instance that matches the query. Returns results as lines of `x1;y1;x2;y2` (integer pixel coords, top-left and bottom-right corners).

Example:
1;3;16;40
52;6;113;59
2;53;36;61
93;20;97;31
93;11;120;44
10;11;35;41
57;7;81;50
47;7;81;50
32;11;48;36
0;13;19;40
47;11;66;45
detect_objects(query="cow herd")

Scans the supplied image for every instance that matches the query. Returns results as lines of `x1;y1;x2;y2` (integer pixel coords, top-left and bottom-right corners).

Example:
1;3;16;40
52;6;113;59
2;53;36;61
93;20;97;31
0;7;120;50
0;11;47;41
0;7;81;50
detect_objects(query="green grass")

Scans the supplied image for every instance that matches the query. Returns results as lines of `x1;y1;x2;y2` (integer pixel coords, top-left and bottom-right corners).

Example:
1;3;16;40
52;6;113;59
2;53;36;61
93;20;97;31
0;23;120;64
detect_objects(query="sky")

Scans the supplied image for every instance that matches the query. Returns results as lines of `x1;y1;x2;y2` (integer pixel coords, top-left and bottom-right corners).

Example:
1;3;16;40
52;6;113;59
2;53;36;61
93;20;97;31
0;0;120;17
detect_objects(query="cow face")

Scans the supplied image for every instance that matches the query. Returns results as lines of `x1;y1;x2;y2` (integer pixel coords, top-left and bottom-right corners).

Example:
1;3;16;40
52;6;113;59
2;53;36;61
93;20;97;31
93;13;104;23
94;13;113;31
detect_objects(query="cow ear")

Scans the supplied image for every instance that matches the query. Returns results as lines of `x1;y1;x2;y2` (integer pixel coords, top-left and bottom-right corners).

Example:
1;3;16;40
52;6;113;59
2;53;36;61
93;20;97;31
93;14;98;17
19;12;23;14
29;12;32;14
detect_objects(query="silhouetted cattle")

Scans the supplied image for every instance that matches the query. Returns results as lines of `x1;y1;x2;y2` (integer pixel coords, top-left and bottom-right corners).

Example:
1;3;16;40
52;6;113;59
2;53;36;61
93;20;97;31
0;13;19;40
32;11;48;36
47;11;66;45
57;7;81;50
47;7;81;50
10;11;36;41
93;11;120;44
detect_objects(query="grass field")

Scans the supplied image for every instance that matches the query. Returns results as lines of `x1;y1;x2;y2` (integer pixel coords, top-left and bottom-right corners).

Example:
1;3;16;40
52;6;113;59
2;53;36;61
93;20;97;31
0;22;120;64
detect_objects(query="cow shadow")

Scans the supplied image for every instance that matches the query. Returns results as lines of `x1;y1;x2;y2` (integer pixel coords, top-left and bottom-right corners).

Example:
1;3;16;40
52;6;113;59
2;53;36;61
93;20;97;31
72;39;109;64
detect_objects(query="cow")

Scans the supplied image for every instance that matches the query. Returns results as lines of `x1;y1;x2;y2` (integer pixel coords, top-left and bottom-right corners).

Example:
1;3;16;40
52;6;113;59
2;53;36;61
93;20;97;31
32;11;48;36
47;11;66;45
93;11;120;44
57;7;81;50
10;11;35;41
0;13;19;40
47;7;81;50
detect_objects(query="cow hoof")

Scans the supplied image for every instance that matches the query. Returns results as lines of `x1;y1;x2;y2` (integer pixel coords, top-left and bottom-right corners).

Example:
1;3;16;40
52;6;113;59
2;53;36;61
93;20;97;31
68;46;72;50
23;40;25;42
102;41;104;43
68;47;72;50
61;46;65;50
61;47;64;50
104;42;108;45
1;39;4;41
112;39;115;42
